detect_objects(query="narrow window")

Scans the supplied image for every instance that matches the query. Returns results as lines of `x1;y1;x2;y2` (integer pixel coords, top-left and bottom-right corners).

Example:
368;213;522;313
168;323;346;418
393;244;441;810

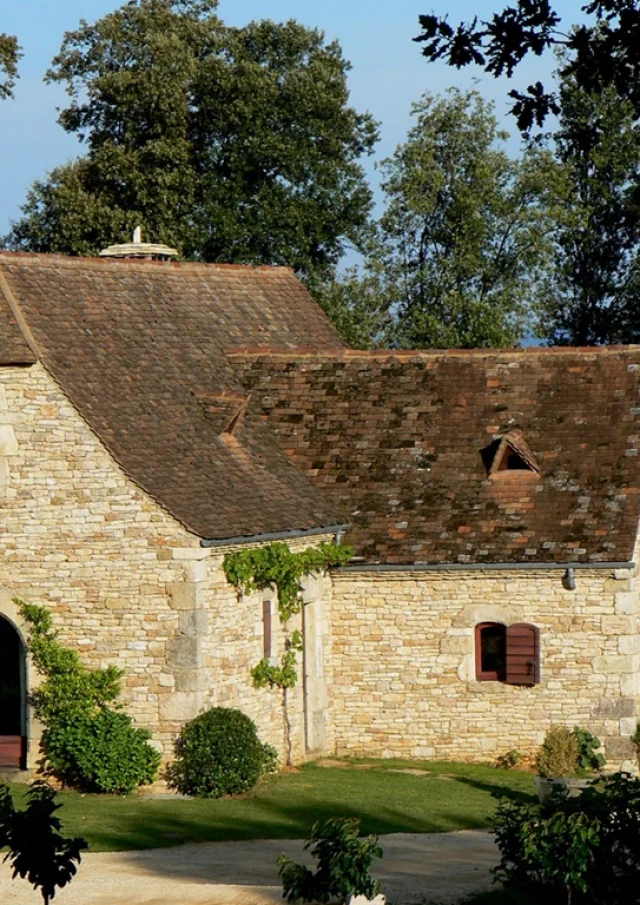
263;599;272;660
475;622;506;681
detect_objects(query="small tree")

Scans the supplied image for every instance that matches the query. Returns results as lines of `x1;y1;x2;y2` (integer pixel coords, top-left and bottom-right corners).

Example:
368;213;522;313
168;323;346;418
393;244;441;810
278;817;383;905
0;781;87;905
365;88;553;349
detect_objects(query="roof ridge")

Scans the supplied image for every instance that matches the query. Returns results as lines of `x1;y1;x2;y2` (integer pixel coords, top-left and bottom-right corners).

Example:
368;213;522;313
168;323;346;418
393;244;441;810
0;251;294;273
227;345;640;358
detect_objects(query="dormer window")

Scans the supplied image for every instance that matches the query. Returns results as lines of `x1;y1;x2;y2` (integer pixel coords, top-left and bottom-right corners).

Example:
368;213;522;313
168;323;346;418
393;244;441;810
483;429;540;477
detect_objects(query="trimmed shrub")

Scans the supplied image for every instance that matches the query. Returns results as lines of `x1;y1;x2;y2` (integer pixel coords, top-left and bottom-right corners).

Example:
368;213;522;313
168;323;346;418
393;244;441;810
166;707;277;798
536;726;580;778
536;726;606;779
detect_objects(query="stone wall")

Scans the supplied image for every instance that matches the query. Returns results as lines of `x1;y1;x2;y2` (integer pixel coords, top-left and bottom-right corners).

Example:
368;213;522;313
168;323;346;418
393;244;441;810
330;565;640;770
0;363;334;768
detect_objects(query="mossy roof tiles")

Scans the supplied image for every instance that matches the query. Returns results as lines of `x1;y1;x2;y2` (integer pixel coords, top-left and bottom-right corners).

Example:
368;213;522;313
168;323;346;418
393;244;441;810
0;252;347;540
232;348;640;564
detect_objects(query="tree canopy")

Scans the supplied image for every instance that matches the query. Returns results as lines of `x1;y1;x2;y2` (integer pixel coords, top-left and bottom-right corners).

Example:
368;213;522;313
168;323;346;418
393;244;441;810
0;33;21;100
323;89;553;349
536;72;640;344
415;0;640;134
5;0;378;281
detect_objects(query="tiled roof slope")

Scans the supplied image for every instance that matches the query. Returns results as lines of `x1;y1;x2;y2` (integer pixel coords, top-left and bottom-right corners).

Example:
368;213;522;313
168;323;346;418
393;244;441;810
233;348;640;564
0;253;347;539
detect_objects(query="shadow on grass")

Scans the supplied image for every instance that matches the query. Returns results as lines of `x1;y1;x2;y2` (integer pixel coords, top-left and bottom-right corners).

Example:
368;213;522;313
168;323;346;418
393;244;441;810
9;762;532;861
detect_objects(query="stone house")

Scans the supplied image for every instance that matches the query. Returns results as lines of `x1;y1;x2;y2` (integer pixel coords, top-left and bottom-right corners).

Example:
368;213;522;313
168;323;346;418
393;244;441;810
0;247;639;773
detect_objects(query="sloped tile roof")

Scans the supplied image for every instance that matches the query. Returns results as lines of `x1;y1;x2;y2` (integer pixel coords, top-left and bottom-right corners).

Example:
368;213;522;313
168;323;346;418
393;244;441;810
233;348;640;564
0;252;347;540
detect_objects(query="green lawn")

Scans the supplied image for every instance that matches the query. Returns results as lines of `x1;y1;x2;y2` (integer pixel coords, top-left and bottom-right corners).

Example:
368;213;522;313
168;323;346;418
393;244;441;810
6;759;536;852
456;894;542;905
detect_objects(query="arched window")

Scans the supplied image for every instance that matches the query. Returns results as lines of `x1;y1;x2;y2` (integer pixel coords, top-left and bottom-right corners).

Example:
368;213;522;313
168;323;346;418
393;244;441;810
475;622;506;681
475;621;541;686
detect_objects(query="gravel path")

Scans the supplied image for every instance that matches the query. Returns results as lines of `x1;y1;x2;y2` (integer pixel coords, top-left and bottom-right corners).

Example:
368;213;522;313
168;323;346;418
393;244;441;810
0;830;498;905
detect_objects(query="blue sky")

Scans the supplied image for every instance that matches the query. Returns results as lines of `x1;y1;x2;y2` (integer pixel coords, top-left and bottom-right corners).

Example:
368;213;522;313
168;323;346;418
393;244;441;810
0;0;581;237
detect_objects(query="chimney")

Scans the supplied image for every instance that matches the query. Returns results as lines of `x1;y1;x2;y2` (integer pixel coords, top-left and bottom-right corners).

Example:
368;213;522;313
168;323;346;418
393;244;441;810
99;227;178;261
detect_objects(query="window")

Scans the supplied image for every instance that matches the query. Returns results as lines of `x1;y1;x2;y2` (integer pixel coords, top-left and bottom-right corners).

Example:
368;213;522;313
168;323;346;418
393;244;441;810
481;429;541;477
475;622;540;686
475;623;506;681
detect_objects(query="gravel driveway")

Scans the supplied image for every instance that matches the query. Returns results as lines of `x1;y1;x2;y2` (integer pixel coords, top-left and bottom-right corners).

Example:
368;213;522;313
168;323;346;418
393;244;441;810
0;829;498;905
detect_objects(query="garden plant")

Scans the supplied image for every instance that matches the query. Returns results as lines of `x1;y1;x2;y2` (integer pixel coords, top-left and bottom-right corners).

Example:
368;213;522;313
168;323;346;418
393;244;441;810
165;706;277;798
0;781;87;904
278;817;383;904
18;600;160;793
492;772;640;905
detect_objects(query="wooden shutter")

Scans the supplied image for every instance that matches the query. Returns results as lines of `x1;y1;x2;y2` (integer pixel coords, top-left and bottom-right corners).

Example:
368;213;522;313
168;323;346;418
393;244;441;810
505;623;540;686
263;600;272;659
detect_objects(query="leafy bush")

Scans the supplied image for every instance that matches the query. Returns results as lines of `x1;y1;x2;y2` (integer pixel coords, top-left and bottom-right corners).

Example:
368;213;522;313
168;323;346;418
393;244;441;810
573;727;606;774
496;749;522;769
0;781;87;905
632;721;640;768
166;707;277;798
493;772;640;905
18;600;160;793
43;709;160;794
536;726;605;778
278;817;383;904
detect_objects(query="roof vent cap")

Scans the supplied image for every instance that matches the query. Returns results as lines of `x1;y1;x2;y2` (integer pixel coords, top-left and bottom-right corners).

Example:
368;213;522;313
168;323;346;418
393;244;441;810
99;227;178;261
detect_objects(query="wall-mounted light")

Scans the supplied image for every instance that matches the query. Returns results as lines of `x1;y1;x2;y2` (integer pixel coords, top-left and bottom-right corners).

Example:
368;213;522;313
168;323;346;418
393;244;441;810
563;567;576;591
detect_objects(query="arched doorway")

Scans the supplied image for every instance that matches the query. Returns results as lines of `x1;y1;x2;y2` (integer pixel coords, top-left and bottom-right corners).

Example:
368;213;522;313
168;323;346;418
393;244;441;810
0;616;26;768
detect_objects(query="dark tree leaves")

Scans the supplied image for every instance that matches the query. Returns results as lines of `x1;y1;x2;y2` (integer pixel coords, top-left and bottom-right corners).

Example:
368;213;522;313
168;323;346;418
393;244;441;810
0;781;87;905
536;74;640;345
415;0;640;135
4;0;378;282
0;33;21;100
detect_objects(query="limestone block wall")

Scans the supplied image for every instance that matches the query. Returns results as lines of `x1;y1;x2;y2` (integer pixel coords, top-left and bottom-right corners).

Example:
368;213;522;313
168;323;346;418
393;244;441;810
0;363;334;767
330;565;640;769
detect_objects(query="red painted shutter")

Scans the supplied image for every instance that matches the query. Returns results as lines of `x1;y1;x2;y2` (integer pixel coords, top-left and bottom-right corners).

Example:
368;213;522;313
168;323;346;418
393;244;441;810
263;600;272;660
505;623;540;686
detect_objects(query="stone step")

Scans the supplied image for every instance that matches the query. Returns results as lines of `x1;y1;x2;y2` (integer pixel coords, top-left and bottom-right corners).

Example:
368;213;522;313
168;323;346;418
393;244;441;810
0;768;32;783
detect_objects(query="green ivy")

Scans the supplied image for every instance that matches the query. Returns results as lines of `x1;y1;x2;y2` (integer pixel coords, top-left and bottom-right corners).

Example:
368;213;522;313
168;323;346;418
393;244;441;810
224;541;351;689
224;541;350;763
224;542;352;623
251;631;304;690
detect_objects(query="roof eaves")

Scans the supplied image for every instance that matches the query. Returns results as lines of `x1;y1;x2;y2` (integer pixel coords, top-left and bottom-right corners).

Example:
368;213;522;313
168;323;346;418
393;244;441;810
336;560;635;573
201;523;351;548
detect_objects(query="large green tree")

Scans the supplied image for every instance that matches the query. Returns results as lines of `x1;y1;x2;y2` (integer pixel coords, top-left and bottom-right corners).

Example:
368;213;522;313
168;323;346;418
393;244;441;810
5;0;378;280
0;33;20;100
332;89;552;349
536;74;640;344
415;0;640;136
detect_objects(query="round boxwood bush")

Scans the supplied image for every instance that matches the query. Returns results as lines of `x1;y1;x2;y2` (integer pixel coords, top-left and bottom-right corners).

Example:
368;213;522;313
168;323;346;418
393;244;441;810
166;707;277;798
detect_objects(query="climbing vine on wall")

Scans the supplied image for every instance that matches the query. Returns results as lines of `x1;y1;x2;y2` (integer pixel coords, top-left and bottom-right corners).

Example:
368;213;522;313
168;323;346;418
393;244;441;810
223;541;352;763
224;541;352;687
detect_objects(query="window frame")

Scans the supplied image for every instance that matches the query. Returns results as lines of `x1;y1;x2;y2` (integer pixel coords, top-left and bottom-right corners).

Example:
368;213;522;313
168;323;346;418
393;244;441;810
475;622;507;682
